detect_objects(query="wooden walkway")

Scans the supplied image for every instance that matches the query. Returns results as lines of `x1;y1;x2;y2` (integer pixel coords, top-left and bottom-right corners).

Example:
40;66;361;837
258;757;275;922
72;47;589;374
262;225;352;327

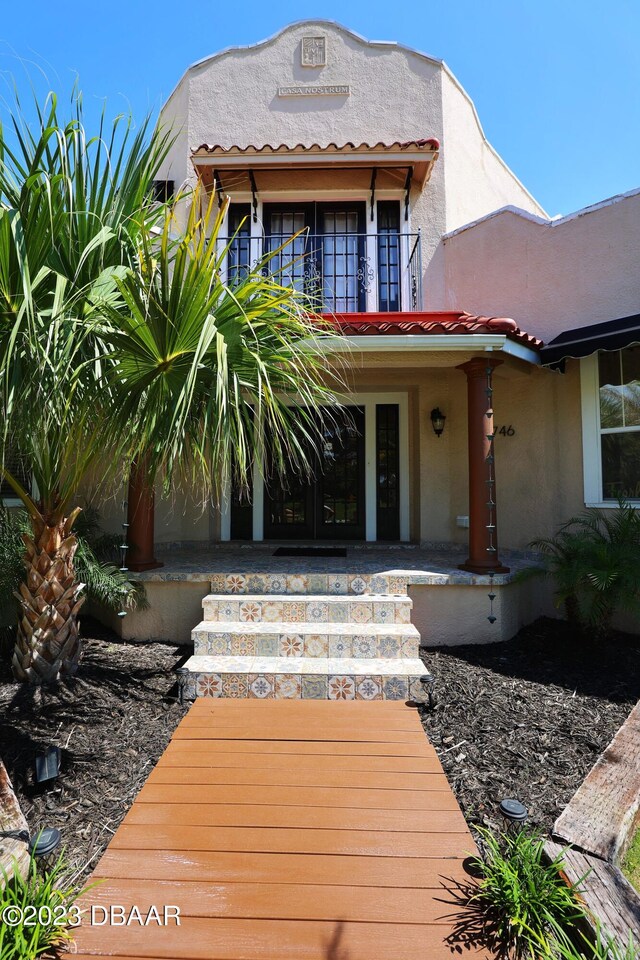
68;699;490;959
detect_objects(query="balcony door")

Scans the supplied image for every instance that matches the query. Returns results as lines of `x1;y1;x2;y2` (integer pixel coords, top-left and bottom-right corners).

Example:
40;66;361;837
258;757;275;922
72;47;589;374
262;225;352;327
264;406;366;540
264;202;366;313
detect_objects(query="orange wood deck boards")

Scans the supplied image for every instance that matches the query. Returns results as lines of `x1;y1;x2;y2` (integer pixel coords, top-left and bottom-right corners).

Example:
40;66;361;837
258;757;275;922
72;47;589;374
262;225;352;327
161;746;441;772
146;765;446;789
123;802;469;833
136;782;458;809
66;700;492;960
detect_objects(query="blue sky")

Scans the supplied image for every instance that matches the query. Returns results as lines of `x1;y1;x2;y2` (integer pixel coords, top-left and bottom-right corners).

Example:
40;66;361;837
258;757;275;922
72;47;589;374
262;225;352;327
1;0;638;216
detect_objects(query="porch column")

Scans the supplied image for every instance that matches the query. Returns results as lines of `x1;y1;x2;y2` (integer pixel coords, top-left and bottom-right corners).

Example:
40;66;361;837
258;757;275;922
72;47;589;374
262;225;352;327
457;358;509;574
126;458;163;572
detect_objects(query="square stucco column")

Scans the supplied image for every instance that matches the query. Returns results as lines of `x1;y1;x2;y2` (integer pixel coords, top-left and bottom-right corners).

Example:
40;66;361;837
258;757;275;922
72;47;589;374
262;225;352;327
457;357;509;574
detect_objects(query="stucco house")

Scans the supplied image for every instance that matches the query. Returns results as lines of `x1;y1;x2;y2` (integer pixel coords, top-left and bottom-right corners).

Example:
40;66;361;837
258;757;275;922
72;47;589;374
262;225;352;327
102;21;640;699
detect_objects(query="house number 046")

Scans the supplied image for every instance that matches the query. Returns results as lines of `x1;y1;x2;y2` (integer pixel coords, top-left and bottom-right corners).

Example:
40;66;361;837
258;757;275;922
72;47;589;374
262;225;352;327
495;425;515;437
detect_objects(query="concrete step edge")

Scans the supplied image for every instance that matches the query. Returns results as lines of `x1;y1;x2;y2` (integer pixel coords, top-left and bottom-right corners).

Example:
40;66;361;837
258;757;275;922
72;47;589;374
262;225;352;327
192;620;420;637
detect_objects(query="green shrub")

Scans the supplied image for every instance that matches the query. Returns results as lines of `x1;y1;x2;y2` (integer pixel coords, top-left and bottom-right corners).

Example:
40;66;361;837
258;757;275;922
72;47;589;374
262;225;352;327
0;852;90;960
469;827;584;959
518;498;640;639
532;917;639;960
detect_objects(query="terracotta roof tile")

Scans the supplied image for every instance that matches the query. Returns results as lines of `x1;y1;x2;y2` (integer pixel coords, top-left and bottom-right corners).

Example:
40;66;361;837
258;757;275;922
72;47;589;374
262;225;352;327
192;138;440;155
320;312;542;349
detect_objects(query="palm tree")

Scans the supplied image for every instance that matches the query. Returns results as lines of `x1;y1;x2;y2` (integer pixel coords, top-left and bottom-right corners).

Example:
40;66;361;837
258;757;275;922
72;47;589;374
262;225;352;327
0;91;172;682
102;186;342;508
0;92;343;684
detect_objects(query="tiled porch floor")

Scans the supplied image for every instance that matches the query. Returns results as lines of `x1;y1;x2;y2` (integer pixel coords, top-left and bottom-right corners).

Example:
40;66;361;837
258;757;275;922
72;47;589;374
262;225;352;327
143;541;534;586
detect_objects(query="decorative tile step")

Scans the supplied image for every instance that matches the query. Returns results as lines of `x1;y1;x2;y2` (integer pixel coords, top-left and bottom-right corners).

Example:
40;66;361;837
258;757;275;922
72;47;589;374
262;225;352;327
202;594;412;626
210;572;408;597
192;620;420;659
179;655;426;701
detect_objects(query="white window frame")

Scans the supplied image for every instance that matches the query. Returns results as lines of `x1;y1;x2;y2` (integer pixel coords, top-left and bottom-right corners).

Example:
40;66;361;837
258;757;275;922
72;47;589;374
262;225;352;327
580;352;640;508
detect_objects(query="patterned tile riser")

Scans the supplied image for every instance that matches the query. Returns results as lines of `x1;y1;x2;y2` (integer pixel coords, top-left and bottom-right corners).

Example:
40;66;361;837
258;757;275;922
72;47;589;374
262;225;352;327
193;629;419;659
209;573;408;596
193;672;425;701
202;596;412;625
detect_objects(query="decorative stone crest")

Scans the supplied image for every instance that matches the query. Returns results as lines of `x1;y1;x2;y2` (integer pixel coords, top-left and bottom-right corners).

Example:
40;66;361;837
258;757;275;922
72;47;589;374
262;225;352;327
301;36;326;67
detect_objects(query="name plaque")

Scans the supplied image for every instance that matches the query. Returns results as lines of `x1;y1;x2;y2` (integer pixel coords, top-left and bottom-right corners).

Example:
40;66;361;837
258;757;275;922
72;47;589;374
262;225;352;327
277;84;350;97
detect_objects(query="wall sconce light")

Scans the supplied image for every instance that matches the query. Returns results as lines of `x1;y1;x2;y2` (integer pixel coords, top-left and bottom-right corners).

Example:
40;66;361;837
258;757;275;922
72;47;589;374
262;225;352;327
430;407;446;438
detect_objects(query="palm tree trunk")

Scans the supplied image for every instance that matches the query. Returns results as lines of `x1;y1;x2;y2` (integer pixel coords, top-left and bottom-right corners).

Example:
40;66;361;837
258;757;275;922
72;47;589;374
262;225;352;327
11;514;85;684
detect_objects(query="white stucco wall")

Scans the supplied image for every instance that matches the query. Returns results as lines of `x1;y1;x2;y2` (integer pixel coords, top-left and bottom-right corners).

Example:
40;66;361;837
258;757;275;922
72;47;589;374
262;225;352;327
440;70;546;231
157;20;547;310
159;77;191;194
443;189;640;342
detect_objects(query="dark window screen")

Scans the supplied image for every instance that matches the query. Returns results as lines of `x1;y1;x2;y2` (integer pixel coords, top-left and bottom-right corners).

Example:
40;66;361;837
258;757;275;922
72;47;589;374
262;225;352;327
228;203;251;280
376;404;400;540
377;201;401;312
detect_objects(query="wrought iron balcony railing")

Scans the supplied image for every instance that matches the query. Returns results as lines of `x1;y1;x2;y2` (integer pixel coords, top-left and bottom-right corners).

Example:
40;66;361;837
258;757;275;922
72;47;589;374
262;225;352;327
220;230;422;313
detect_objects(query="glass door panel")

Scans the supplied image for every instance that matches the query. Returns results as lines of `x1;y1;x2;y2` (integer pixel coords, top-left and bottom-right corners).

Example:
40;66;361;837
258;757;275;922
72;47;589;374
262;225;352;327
264;204;316;295
377;201;401;312
264;406;366;540
263;203;366;312
227;203;252;282
320;205;365;313
376;403;400;540
316;407;365;539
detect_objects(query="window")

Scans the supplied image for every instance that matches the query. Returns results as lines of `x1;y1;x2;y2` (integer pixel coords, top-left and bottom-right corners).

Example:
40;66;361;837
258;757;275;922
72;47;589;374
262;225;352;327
227;203;252;281
598;347;640;499
377;201;401;312
376;403;400;540
150;180;175;203
581;348;640;505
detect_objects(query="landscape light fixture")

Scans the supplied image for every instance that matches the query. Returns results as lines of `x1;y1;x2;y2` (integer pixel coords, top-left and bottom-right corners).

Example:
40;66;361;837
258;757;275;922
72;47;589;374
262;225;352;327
28;827;62;863
420;673;436;709
499;798;528;830
35;745;61;784
0;826;62;865
430;407;446;437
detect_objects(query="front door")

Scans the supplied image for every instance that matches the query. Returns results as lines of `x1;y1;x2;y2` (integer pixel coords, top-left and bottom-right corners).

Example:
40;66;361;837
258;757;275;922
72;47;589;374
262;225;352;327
264;406;366;540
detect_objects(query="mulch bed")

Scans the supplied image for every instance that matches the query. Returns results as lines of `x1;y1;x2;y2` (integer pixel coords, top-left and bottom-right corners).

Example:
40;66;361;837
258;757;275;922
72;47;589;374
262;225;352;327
0;615;638;875
0;618;189;878
419;617;640;834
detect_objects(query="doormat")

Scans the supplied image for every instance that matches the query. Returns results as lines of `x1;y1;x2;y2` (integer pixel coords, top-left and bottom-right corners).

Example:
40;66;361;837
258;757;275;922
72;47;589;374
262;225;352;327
272;547;347;558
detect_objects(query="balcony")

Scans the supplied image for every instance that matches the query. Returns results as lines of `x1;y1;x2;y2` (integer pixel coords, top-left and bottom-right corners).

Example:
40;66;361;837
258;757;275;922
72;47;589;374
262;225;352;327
221;231;422;313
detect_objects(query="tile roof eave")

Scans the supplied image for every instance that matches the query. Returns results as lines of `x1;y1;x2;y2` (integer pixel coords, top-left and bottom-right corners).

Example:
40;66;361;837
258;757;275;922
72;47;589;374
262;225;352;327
192;138;440;156
320;312;542;350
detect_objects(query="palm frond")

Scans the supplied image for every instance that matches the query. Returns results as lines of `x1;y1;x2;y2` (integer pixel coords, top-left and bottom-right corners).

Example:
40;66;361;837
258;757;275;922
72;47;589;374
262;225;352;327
99;183;347;503
0;88;175;518
523;497;640;638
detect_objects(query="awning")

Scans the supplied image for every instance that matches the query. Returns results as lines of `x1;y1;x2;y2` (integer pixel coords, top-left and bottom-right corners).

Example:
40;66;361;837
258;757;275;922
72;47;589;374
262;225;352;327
191;139;440;189
541;313;640;365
